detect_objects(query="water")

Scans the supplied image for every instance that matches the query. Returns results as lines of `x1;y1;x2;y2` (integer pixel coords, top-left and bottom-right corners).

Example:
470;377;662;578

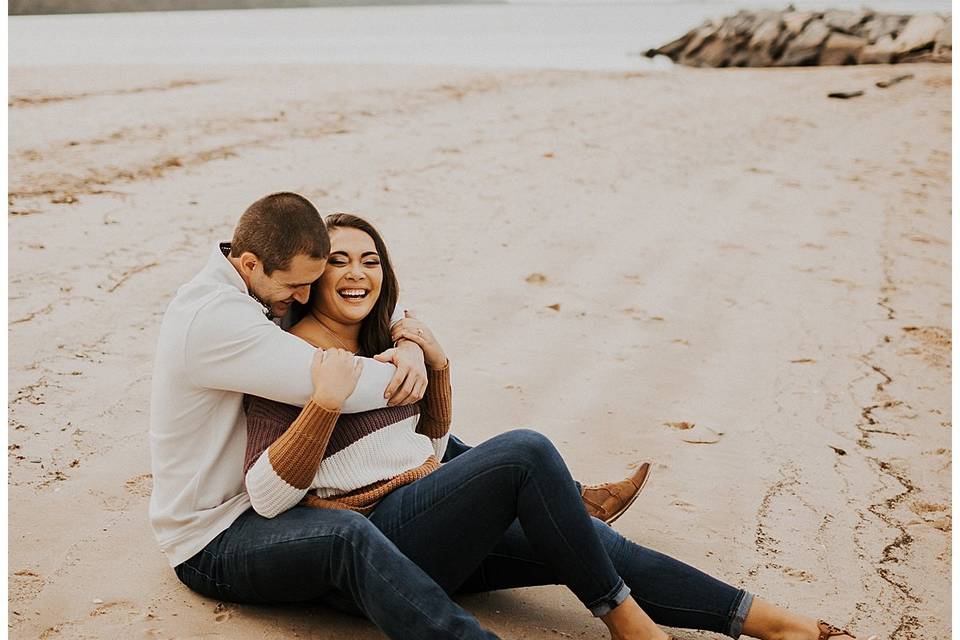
8;0;951;71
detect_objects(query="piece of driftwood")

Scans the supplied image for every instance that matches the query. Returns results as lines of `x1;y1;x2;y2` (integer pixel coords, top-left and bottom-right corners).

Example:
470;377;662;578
827;90;865;99
876;73;914;87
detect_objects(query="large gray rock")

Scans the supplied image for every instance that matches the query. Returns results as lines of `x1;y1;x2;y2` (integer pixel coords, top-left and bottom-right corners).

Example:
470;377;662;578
782;11;816;36
716;10;757;40
677;24;718;62
646;8;951;67
820;32;868;65
694;35;738;67
749;14;783;51
894;13;945;53
898;50;937;63
857;14;909;43
777;19;831;65
857;34;897;64
738;47;775;67
706;12;755;64
823;9;870;34
729;45;773;67
769;11;819;60
933;16;952;60
653;30;695;59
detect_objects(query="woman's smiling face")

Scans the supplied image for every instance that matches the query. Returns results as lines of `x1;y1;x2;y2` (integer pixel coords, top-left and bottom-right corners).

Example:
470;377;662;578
314;226;383;324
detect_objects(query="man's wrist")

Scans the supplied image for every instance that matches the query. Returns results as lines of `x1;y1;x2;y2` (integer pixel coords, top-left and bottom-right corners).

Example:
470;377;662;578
394;337;423;351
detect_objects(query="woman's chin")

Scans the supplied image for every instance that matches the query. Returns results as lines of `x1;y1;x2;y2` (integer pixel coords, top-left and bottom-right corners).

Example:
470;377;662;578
339;303;374;322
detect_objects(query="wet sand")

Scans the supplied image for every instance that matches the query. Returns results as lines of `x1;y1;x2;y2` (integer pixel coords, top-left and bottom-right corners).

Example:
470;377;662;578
8;62;951;639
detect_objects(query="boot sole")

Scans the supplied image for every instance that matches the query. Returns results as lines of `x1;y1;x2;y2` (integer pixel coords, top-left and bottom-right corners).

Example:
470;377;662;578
604;462;652;525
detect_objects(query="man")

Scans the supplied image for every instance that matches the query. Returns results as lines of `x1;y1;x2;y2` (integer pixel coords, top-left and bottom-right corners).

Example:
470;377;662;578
150;191;648;638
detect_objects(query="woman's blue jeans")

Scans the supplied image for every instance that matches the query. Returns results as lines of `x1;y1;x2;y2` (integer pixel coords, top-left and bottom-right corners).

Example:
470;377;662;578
175;430;753;639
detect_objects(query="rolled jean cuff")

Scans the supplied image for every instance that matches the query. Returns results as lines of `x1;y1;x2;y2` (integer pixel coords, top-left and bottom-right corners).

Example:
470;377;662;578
587;578;630;617
726;590;755;639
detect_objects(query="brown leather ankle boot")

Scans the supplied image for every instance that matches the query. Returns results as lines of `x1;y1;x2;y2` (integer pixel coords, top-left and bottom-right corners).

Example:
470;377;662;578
580;462;651;524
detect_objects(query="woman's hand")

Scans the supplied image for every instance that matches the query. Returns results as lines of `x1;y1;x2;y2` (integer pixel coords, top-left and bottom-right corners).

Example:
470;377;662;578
390;311;448;370
310;348;363;410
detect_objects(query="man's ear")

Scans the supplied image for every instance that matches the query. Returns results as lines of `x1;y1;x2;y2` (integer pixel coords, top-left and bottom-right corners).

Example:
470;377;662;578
237;251;261;276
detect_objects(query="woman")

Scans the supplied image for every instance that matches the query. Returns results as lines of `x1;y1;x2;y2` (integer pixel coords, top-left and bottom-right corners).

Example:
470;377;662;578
242;213;873;640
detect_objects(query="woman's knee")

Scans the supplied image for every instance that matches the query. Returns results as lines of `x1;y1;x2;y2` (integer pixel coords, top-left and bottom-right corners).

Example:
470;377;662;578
498;428;564;471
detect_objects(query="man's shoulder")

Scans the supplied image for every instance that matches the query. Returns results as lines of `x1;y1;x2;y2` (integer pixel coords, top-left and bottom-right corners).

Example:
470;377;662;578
160;271;263;345
166;245;252;317
174;282;268;336
167;278;250;317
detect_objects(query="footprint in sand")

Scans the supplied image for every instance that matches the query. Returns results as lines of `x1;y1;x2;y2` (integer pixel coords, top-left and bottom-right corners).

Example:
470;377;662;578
36;600;141;638
909;501;952;531
89;599;138;618
663;421;723;444
778;565;815;582
98;493;131;512
40;621;81;640
911;501;949;515
10;568;45;603
213;602;233;623
901;326;951;368
902;325;951;348
124;473;153;497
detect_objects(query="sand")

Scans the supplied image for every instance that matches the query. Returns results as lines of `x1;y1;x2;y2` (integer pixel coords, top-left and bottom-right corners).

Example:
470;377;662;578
8;61;951;639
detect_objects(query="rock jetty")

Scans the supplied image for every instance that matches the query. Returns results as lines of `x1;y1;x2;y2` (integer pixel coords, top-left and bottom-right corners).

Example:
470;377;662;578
645;8;952;67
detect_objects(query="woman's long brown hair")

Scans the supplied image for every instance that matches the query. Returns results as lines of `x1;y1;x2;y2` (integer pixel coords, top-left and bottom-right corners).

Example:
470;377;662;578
320;213;399;357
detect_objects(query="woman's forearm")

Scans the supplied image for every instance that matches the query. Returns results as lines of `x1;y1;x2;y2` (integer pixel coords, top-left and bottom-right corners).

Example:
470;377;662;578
245;401;340;518
416;362;452;440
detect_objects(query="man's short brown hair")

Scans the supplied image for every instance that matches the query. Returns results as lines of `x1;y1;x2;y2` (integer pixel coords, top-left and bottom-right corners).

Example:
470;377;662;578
230;192;330;275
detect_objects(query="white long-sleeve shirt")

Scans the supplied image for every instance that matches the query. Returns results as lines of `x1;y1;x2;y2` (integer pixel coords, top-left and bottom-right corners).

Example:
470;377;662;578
149;244;402;567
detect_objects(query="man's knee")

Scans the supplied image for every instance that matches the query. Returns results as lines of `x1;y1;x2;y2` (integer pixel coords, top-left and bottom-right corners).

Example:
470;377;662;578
263;506;380;546
250;508;387;572
321;508;381;541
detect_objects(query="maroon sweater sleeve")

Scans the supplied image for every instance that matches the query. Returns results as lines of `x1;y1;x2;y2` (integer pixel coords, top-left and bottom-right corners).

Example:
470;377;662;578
242;395;304;475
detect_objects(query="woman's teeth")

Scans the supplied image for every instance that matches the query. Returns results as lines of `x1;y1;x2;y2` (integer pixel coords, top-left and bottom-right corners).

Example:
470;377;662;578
339;289;368;300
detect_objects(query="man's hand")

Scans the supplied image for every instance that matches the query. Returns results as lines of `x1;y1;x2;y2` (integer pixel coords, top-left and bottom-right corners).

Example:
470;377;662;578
374;340;427;406
310;349;363;410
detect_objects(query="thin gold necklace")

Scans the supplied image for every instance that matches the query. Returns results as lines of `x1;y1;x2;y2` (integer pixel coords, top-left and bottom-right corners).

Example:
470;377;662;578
310;310;357;353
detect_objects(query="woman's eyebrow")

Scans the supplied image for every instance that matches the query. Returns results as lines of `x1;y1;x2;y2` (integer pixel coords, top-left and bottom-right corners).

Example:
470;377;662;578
328;250;379;257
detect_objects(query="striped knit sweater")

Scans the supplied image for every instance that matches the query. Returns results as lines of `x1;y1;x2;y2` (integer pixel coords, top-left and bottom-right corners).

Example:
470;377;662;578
243;363;452;518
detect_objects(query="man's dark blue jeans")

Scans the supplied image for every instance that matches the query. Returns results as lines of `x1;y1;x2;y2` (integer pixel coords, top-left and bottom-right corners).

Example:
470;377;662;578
175;430;753;639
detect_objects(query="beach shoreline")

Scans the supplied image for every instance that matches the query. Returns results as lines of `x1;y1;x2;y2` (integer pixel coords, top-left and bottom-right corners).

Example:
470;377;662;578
8;61;951;639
